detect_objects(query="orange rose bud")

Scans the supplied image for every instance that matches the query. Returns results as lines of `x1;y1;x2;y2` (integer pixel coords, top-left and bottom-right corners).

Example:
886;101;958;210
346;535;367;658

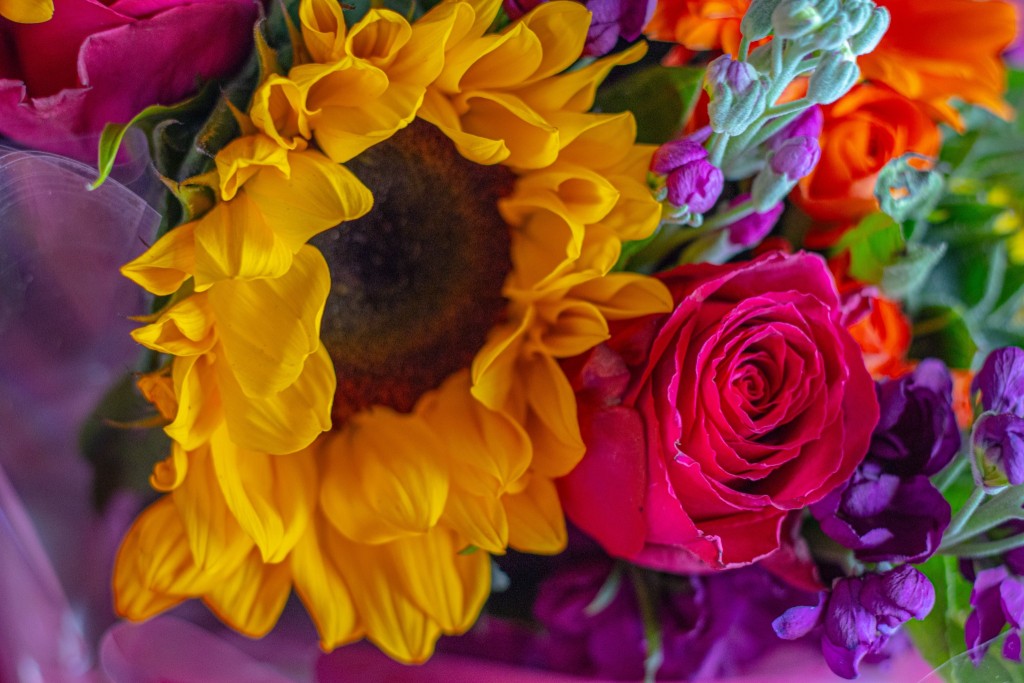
849;296;913;380
795;83;940;229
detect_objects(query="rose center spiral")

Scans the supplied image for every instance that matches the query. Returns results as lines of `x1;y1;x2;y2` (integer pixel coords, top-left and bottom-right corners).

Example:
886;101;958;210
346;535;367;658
311;120;515;425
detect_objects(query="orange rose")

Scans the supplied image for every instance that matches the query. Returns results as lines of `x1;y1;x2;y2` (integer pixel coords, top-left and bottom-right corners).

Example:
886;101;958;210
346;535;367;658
645;0;749;63
861;0;1017;130
848;296;913;380
795;83;940;229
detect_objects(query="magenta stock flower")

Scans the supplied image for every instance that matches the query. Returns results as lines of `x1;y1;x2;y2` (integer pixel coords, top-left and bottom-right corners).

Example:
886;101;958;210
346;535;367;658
972;347;1024;490
650;137;724;214
0;0;258;163
965;566;1024;665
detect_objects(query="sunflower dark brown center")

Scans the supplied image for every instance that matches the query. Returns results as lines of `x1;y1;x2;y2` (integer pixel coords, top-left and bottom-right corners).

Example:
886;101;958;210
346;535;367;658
311;120;515;424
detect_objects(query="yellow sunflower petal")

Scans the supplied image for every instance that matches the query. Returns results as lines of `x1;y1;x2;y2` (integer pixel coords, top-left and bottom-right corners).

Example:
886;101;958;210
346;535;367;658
346;9;412;68
215;135;291;202
0;0;53;23
552;111;636;168
204;549;292;638
209;427;317;563
439;21;542;94
114;497;252;621
570;272;674;320
506;165;621;227
248;150;373;246
535;299;609;357
458;91;559;169
320;407;449;545
130;294;216;357
291;518;365;651
207;245;330;397
150;442;188;492
517;40;646;113
387;1;464;85
192;193;294;287
443;488;509;554
299;0;348;63
422;371;532;495
217;343;335;455
173;442;254;574
419;89;510;165
250;75;311;150
386;527;491;632
517;1;590;83
470;313;531;411
120;223;196;296
138;371;177;422
519;352;585;477
165;354;222;451
338;536;443;663
503;474;567;554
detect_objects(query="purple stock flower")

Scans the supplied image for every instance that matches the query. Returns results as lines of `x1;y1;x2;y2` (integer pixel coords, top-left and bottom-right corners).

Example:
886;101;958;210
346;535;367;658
770;135;822;180
533;560;810;680
973;346;1024;416
974;412;1024;488
971;347;1024;490
767;106;824;153
774;566;935;680
650;137;724;214
502;0;654;56
812;360;958;563
965;566;1024;665
722;193;783;248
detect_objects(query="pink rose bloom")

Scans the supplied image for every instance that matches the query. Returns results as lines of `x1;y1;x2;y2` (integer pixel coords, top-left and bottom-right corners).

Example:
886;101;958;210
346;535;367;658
0;0;259;163
559;251;878;572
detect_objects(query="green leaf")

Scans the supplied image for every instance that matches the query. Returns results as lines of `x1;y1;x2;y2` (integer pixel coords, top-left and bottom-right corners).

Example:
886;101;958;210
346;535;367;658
881;241;947;300
80;372;170;510
91;82;219;190
834;213;905;283
910;305;979;370
596;64;704;145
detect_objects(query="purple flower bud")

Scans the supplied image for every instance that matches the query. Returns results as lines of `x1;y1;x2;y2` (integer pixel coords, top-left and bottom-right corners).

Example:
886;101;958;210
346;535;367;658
973;412;1024;489
502;0;541;20
723;193;782;247
973;347;1024;417
770;135;821;180
822;567;934;679
767;106;823;153
651;138;724;214
706;54;758;95
965;566;1024;665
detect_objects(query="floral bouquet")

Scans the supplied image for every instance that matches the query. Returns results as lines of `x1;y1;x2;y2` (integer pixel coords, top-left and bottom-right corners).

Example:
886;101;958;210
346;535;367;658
3;0;1024;680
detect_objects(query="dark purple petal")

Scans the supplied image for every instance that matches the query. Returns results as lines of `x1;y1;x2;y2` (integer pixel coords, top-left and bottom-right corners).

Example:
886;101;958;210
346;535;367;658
773;591;828;640
973;347;1024;416
723;194;783;248
967;567;1013;665
1001;577;1024;629
1004;631;1022;662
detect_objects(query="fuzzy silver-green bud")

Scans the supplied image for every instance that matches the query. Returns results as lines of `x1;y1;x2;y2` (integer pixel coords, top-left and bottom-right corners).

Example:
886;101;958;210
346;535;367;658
771;0;839;39
849;6;889;55
807;50;860;104
741;0;785;40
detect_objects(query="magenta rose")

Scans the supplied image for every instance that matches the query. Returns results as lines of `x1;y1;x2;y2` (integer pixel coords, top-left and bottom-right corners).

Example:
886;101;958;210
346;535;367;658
0;0;258;163
559;251;878;571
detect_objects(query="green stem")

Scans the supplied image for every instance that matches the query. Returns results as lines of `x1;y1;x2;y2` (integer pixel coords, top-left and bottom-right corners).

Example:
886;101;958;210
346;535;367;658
942;534;1024;558
629;567;664;683
940;486;1024;550
944;488;987;542
702;199;757;232
738;35;751;62
707;131;730;168
934;457;968;494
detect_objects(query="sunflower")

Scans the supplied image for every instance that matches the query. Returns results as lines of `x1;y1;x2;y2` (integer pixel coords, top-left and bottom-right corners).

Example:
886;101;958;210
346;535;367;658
114;0;671;663
0;0;52;23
